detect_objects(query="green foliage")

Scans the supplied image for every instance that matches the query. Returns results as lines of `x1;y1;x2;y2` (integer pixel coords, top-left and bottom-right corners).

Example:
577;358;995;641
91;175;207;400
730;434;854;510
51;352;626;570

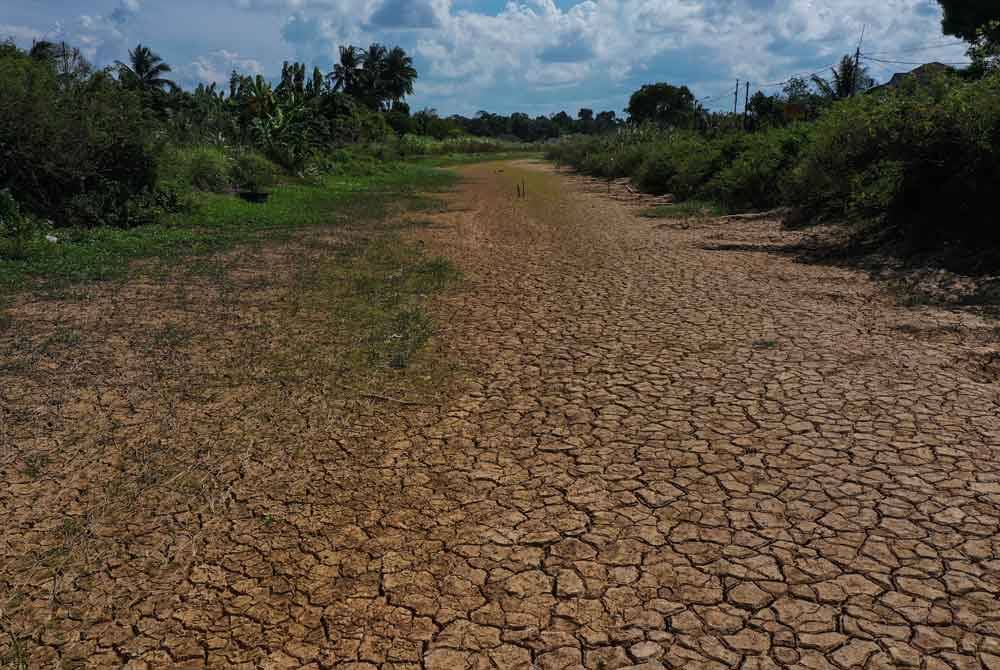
387;134;531;159
811;56;875;100
627;83;702;128
0;163;455;294
786;72;1000;243
640;201;724;219
708;124;812;212
937;0;1000;42
160;146;232;192
0;190;45;260
0;51;160;228
636;133;716;196
231;151;280;192
968;20;1000;75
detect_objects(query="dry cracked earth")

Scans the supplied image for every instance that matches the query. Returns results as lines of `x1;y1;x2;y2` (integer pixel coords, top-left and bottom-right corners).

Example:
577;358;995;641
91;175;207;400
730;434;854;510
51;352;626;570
2;160;1000;670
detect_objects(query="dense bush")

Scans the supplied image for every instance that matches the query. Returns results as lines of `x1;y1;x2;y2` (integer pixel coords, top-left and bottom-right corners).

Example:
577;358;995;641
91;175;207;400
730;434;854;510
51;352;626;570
0;52;162;228
231;151;280;192
785;72;1000;243
549;71;1000;250
636;133;730;197
708;124;812;211
0;189;42;259
160;145;232;192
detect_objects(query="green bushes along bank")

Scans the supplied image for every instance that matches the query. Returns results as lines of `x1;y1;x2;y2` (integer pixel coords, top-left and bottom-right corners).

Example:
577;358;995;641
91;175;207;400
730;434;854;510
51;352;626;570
547;71;1000;248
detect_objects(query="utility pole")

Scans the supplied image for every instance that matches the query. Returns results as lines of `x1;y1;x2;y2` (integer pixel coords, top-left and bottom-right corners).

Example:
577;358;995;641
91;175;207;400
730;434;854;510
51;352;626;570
852;25;866;96
733;79;740;116
743;81;750;130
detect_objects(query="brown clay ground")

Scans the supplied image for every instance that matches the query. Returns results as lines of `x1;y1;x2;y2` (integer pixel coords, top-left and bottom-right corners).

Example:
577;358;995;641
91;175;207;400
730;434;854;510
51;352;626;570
3;160;1000;669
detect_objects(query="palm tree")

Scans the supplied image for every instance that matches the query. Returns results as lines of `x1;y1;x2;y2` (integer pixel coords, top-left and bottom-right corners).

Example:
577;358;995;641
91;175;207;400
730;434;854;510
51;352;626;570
359;43;389;108
812;55;874;100
116;43;176;94
237;74;276;119
382;46;417;106
329;46;363;95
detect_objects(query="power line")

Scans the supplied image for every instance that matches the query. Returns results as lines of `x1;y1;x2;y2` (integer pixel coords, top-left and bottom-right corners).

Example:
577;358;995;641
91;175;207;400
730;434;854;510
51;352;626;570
757;61;843;88
862;40;965;57
862;55;972;67
696;39;969;110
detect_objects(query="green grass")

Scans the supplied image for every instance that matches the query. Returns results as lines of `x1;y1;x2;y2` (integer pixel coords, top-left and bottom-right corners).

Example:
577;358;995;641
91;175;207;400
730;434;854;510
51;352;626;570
411;151;544;168
312;236;460;371
640;200;724;219
0;163;458;296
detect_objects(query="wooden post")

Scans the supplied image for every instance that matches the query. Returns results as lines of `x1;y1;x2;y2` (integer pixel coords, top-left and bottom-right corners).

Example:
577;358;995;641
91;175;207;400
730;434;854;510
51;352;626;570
733;79;740;116
743;81;750;130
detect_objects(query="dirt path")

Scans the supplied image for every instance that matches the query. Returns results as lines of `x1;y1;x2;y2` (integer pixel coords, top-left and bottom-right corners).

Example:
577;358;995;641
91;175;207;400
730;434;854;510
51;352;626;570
3;160;1000;669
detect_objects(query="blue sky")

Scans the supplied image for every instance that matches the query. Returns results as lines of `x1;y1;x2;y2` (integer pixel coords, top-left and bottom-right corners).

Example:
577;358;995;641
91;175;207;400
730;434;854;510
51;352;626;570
2;0;970;116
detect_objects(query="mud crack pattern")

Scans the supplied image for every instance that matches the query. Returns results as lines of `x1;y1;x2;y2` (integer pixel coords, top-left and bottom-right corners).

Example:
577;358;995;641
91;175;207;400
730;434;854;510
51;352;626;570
2;161;1000;669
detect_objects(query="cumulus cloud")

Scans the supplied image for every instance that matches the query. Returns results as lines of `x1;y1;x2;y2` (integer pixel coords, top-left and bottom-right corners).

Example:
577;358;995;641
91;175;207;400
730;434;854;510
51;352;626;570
406;0;967;113
175;49;264;88
368;0;449;29
279;10;367;67
6;0;972;114
27;0;147;65
0;23;44;45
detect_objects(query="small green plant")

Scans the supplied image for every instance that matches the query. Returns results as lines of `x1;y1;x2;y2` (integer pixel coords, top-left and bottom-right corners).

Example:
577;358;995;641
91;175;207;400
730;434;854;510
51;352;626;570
21;452;49;478
752;339;779;350
0;190;41;260
231;151;280;193
640;201;723;219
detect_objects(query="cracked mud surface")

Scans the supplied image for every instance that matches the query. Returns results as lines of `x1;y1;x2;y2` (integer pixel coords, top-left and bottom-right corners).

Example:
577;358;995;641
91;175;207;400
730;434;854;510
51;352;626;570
3;160;1000;669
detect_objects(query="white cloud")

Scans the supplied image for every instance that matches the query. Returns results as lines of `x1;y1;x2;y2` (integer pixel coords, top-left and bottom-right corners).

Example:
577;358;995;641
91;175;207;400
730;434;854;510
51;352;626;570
0;23;44;45
176;49;264;88
5;0;972;114
406;0;968;112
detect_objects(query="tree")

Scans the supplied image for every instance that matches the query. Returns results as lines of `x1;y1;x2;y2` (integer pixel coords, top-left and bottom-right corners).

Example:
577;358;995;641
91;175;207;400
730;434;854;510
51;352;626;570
781;76;824;121
382;47;418;107
116;44;176;94
595;110;618;132
936;0;1000;42
968;20;1000;74
330;46;362;95
811;55;874;100
747;91;784;129
359;43;389;109
551;110;574;134
626;83;701;128
27;40;91;85
28;40;58;63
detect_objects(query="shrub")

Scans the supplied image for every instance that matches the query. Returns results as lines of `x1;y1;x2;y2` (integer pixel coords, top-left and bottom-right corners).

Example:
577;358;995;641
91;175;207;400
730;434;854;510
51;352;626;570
0;54;159;227
709;124;812;212
0;189;40;259
231;151;280;192
635;132;737;198
159;145;232;193
785;71;1000;244
188;147;232;192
